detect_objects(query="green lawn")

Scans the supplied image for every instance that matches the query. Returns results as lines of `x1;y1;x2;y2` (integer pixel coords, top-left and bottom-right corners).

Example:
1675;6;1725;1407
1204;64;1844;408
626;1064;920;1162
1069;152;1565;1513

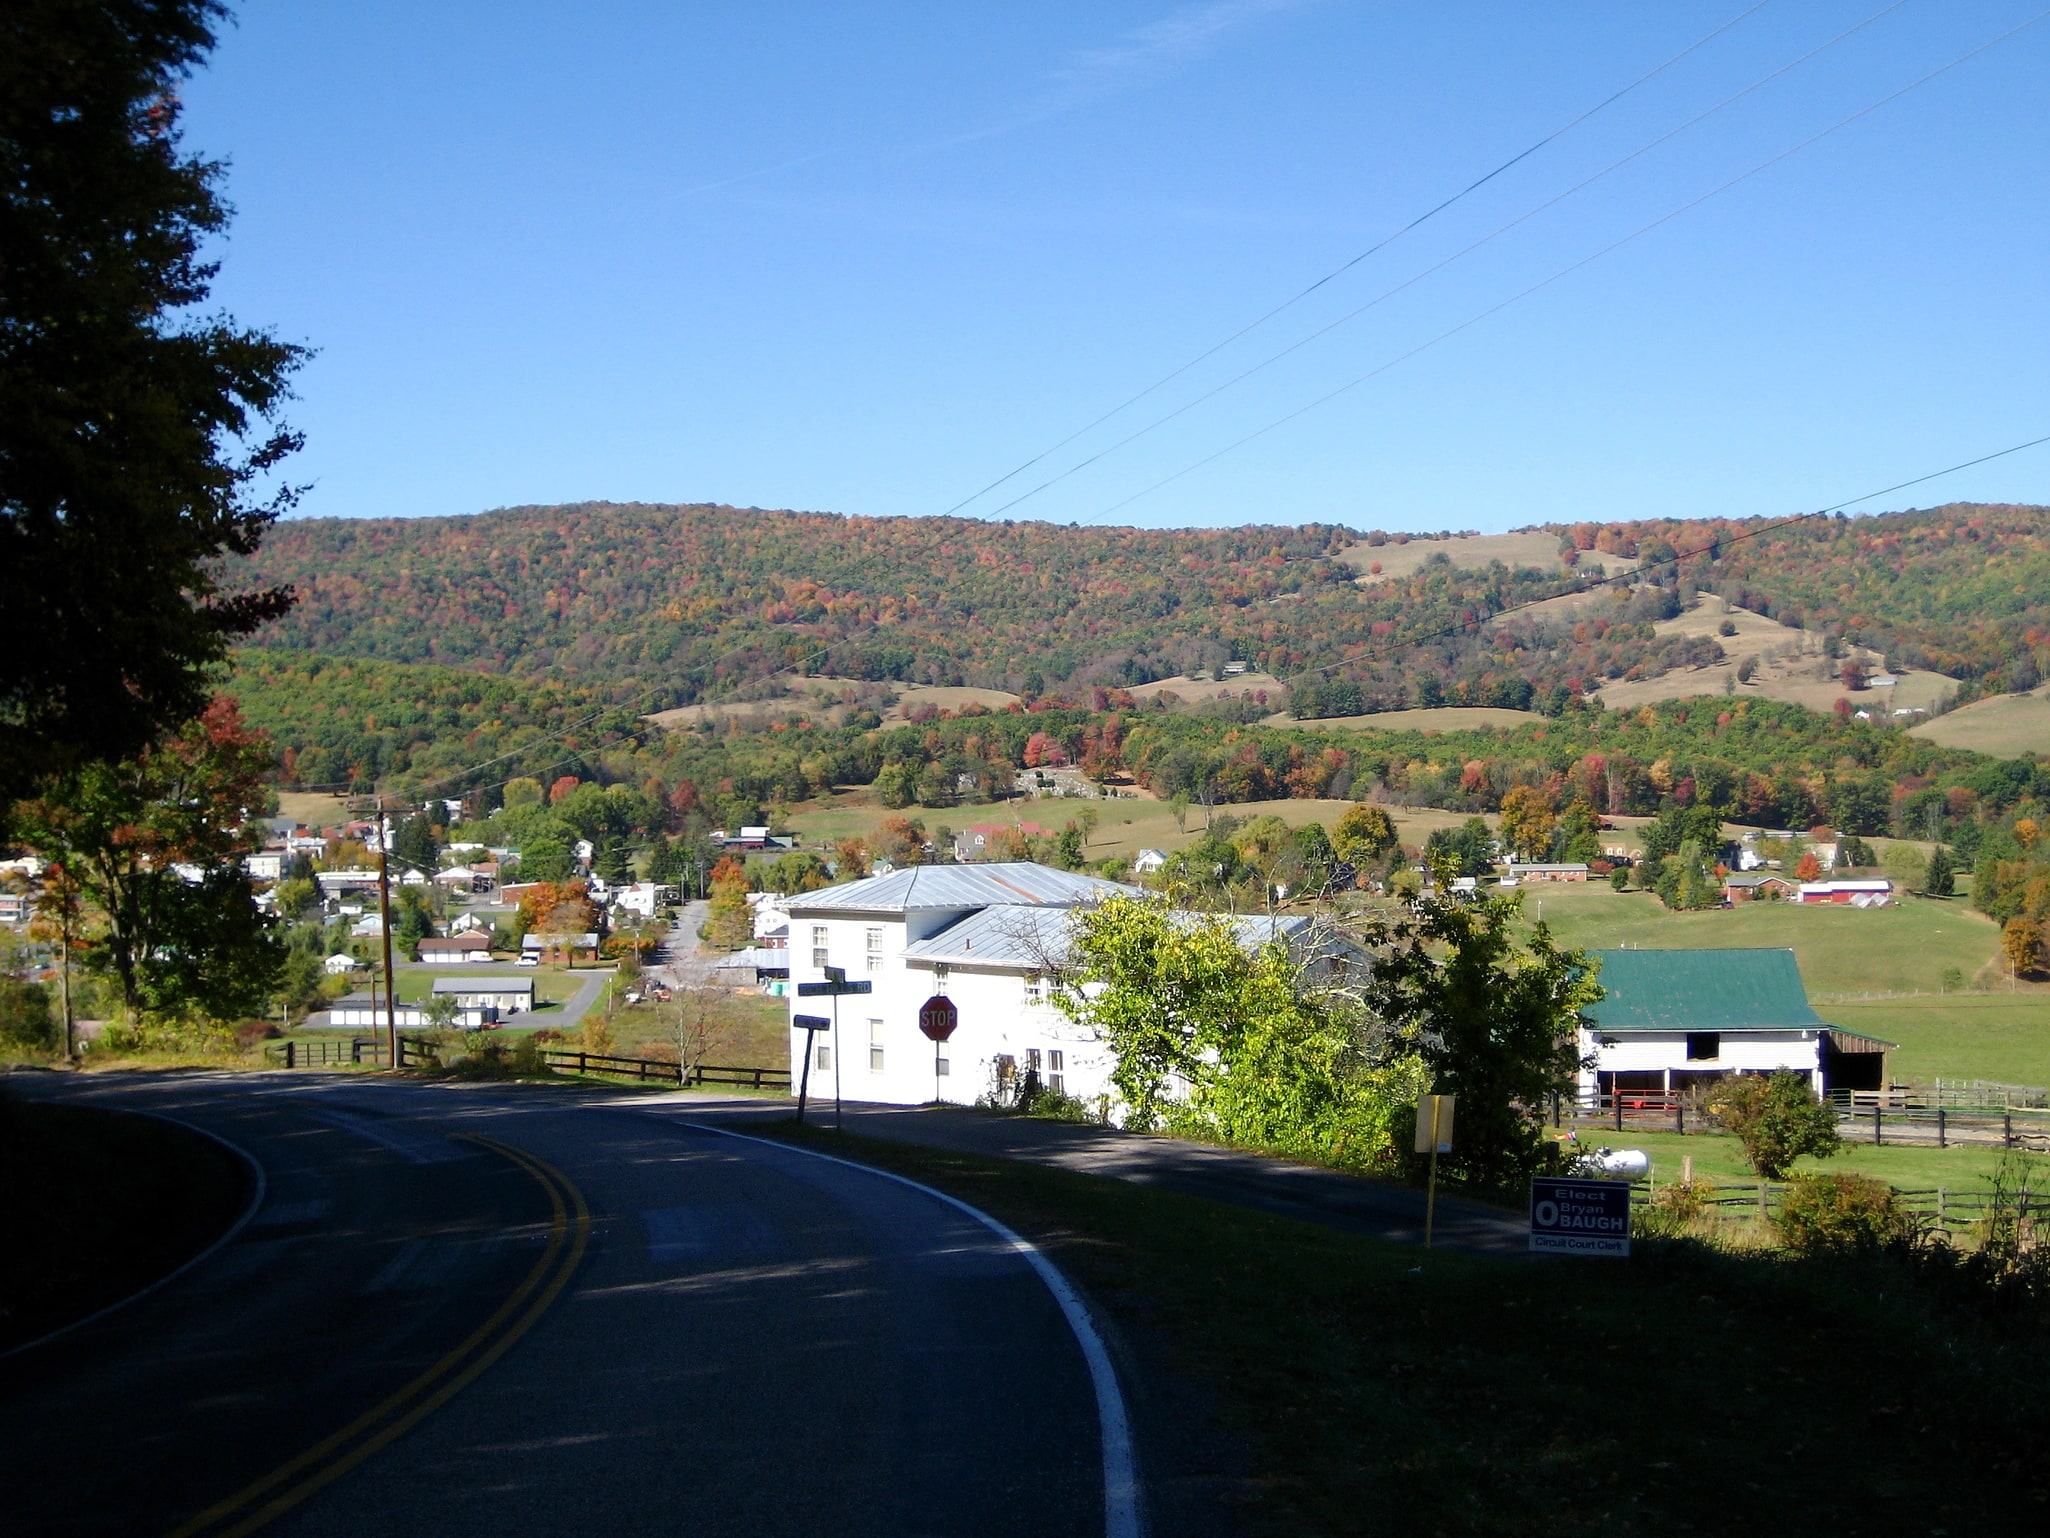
1580;1127;2029;1194
1827;994;2050;1086
771;1124;2050;1536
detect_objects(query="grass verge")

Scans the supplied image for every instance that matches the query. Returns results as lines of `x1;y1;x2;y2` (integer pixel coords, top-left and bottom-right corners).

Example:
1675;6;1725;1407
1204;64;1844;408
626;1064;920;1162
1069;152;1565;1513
0;1090;249;1352
766;1120;2050;1536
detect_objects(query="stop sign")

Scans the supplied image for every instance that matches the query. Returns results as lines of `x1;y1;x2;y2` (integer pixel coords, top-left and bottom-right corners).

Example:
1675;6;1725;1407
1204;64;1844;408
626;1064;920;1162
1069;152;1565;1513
918;995;958;1042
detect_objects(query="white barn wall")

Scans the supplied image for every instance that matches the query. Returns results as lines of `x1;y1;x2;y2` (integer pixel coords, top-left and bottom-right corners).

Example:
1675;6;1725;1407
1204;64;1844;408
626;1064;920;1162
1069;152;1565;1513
1579;1029;1823;1093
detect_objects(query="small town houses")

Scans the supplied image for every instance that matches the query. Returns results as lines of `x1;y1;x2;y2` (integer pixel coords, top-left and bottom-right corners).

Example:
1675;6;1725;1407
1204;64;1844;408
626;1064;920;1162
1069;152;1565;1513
784;861;1350;1109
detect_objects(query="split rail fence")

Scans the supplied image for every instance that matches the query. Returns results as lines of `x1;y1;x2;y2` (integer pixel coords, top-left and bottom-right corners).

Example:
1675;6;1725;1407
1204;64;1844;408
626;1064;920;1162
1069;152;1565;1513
1555;1090;2050;1151
264;1036;789;1091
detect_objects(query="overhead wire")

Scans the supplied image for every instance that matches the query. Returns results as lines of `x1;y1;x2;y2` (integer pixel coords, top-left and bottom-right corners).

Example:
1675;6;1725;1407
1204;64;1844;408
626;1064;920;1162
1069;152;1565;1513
1087;7;2050;524
978;0;1912;522
936;0;1776;518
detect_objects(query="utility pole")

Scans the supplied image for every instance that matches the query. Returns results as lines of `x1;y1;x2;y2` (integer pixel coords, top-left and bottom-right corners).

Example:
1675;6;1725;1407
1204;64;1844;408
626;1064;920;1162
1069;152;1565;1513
377;804;399;1068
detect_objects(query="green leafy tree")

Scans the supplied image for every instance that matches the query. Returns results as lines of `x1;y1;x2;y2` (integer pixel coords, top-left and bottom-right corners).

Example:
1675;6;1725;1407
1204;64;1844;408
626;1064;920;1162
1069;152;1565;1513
13;697;281;1018
1654;838;1721;911
1331;803;1397;866
1360;879;1600;1189
1710;1071;1841;1178
1054;895;1421;1166
517;837;575;884
0;2;303;808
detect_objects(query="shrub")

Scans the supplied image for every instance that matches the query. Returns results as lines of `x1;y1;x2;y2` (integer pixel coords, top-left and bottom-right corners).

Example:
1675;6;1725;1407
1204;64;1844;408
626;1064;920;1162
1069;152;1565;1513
1635;1175;1717;1240
0;977;58;1055
1772;1174;1922;1256
1710;1071;1841;1178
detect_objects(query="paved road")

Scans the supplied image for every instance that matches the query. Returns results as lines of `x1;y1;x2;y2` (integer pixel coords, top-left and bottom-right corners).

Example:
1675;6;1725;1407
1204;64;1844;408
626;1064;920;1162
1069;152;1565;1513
1;1074;1125;1538
643;1093;1530;1256
653;899;718;989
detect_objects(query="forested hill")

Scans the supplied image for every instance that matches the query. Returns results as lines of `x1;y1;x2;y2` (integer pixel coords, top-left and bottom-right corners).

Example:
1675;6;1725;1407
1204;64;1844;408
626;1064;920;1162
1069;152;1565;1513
240;500;2050;707
241;502;1357;701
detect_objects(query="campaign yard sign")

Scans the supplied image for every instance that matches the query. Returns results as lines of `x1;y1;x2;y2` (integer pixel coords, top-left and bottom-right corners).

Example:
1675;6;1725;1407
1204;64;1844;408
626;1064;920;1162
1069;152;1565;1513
1529;1176;1631;1256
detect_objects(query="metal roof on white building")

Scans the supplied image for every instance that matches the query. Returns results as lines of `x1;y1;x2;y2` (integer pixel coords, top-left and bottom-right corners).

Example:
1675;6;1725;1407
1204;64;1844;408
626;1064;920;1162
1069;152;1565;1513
899;902;1321;971
788;862;1136;916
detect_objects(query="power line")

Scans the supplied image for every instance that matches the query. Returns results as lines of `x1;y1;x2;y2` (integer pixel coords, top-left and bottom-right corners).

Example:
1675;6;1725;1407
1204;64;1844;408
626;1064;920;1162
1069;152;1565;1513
1087;8;2049;524
1281;430;2050;688
980;0;1911;522
937;0;1775;519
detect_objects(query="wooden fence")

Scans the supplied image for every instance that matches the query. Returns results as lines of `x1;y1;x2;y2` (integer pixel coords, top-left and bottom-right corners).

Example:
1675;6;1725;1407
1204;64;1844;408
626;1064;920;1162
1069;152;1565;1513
265;1037;785;1089
1628;1179;2036;1233
538;1049;790;1092
1554;1091;2050;1150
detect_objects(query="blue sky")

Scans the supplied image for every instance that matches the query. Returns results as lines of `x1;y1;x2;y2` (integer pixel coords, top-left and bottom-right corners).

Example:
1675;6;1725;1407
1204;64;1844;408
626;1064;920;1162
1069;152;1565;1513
184;2;2049;532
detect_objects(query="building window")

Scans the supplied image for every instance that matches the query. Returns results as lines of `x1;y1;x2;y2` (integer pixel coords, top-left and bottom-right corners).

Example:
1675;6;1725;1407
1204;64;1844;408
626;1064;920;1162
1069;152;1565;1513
815;1043;832;1071
1024;974;1044;1005
933;963;950;986
1025;1048;1042;1072
1685;1032;1721;1061
869;1018;885;1073
1048;1049;1063;1073
1048;1049;1064;1097
865;926;883;973
811;924;828;971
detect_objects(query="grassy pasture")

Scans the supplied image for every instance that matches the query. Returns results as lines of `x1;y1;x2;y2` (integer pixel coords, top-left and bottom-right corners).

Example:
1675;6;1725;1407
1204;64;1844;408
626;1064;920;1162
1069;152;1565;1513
1273;705;1542;733
1524;883;2008;998
1334;529;1634;581
781;791;1481;864
1911;682;2050;757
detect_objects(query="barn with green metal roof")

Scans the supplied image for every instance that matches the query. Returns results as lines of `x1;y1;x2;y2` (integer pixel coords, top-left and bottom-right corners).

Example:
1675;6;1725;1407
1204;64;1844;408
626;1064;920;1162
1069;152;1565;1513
1579;948;1892;1098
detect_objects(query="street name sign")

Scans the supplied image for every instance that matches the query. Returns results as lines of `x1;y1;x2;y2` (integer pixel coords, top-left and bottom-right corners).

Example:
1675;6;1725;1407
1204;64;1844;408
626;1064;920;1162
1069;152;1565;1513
1529;1176;1631;1256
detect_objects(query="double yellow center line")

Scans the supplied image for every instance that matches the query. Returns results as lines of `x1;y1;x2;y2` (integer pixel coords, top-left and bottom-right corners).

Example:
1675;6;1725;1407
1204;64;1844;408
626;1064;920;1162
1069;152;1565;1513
167;1135;590;1538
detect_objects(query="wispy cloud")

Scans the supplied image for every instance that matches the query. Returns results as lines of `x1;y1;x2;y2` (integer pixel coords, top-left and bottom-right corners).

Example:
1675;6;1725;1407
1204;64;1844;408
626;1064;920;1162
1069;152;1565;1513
668;1;1317;199
1042;0;1316;112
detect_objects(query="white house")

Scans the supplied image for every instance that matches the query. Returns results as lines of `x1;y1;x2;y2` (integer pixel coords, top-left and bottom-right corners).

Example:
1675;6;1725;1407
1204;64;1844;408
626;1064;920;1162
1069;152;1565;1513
322;953;358;977
430;975;535;1017
416;935;494;965
1579;947;1890;1099
614;881;671;919
784;861;1341;1111
1132;849;1168;876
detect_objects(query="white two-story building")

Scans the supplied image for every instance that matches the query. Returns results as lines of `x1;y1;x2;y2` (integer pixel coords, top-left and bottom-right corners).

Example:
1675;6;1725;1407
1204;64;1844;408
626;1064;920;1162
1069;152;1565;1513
784;861;1333;1110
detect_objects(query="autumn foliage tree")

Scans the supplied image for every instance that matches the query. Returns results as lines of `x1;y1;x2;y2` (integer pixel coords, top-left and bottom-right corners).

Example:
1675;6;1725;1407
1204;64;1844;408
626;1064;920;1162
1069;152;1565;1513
13;697;281;1019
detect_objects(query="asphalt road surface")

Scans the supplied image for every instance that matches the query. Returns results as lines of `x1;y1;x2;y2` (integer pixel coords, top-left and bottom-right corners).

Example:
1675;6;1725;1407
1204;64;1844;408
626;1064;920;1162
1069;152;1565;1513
1;1074;1129;1538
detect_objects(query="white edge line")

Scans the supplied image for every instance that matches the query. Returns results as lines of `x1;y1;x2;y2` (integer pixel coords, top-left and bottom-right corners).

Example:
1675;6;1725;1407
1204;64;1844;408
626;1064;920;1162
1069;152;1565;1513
0;1104;268;1365
679;1120;1143;1538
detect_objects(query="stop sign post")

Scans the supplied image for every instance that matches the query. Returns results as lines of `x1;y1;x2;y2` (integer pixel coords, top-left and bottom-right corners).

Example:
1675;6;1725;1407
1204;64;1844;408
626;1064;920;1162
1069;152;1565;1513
918;995;957;1101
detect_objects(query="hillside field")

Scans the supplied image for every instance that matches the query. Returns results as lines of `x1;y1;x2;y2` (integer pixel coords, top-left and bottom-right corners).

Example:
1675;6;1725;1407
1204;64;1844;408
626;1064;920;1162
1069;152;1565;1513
1273;706;1540;733
1334;530;1633;582
1911;682;2050;757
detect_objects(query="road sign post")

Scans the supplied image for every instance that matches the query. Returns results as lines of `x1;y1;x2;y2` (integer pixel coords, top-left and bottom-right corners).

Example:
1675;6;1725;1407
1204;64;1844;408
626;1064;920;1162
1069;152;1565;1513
918;995;957;1104
797;966;871;1130
1529;1175;1631;1256
1415;1093;1455;1249
792;1014;831;1124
